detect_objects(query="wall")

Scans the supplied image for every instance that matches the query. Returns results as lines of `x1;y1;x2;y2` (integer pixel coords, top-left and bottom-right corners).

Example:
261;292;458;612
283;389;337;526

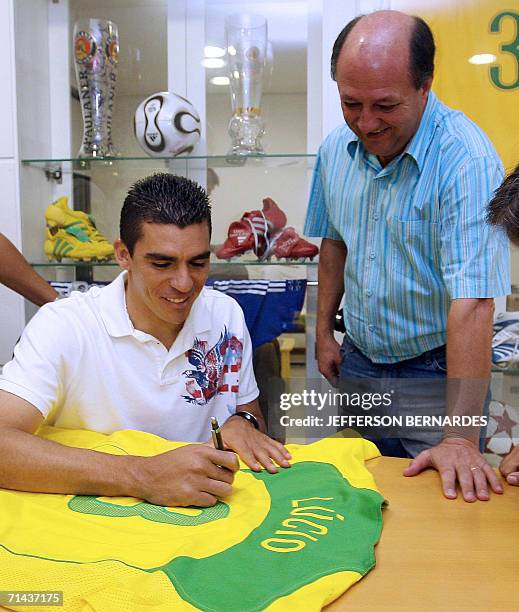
16;0;54;268
0;0;26;364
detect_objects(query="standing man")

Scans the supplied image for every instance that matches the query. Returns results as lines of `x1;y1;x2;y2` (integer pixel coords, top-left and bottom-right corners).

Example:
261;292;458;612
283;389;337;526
0;173;290;507
304;11;509;501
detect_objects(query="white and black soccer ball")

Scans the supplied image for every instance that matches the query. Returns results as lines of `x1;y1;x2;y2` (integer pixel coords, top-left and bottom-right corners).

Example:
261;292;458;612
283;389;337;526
134;92;201;157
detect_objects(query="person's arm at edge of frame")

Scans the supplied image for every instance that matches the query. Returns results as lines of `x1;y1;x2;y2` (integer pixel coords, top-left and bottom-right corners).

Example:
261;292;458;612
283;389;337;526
220;399;292;474
0;233;58;306
316;238;347;385
500;444;519;485
0;390;239;507
404;298;504;502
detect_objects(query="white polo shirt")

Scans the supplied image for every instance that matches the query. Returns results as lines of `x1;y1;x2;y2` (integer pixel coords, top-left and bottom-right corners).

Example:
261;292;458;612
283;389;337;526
0;273;259;442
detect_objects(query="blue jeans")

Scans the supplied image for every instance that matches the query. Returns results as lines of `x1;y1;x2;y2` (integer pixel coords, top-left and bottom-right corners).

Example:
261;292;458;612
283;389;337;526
339;336;488;458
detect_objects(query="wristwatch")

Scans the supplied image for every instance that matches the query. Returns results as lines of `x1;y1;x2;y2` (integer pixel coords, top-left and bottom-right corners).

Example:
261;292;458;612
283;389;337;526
233;410;260;430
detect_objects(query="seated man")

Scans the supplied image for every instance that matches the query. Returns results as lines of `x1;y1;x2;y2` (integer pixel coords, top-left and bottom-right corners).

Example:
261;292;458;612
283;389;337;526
0;173;291;507
488;161;519;486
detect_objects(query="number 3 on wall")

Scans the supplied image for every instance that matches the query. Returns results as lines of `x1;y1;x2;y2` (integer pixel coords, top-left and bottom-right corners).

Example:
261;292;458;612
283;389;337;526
490;11;519;90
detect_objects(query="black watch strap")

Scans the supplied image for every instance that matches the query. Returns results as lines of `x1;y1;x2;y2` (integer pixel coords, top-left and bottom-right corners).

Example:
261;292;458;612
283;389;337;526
234;410;260;430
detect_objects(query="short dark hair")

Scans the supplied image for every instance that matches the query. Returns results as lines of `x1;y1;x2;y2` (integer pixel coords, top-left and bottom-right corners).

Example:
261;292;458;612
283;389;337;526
330;15;363;81
330;14;435;89
487;164;519;246
120;173;212;255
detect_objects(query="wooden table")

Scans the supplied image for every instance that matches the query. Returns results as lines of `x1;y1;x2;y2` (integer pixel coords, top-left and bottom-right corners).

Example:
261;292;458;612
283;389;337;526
326;456;519;611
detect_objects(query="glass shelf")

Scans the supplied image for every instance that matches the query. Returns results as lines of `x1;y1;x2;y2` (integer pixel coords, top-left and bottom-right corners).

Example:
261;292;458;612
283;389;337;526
22;153;316;173
23;152;318;273
32;262;118;268
31;259;317;268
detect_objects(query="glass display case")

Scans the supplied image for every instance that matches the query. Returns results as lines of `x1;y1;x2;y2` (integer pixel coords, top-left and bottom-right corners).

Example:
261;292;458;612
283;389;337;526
22;153;317;280
18;0;315;267
13;0;320;375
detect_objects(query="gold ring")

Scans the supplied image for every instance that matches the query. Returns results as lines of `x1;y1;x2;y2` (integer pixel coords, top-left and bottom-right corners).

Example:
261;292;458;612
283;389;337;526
470;466;480;471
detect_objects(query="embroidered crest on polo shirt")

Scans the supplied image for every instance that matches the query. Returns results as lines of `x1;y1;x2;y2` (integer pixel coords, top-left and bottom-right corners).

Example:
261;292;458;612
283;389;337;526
182;327;243;405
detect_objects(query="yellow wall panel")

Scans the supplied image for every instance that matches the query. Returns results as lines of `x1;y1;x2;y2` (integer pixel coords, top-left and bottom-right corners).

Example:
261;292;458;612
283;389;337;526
394;0;519;171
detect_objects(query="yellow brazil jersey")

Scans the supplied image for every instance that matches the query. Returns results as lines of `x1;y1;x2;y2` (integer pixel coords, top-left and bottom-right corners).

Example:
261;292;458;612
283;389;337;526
0;427;385;611
393;0;519;171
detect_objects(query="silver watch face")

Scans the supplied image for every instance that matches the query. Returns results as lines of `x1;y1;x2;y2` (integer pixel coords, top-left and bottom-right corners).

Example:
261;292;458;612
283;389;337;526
235;411;259;429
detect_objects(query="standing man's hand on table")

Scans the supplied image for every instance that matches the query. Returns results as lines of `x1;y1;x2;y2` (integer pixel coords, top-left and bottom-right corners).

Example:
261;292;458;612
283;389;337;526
403;437;503;502
500;445;519;485
405;298;504;502
220;408;291;474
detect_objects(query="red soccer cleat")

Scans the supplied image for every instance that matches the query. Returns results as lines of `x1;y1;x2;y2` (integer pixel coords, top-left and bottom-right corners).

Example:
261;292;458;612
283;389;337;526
271;227;319;261
215;197;288;260
261;197;286;234
214;220;256;259
242;210;270;257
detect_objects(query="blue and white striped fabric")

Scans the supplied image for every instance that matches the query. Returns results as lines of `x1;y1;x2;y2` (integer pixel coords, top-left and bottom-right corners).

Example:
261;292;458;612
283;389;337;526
492;312;519;368
304;92;510;363
207;279;306;349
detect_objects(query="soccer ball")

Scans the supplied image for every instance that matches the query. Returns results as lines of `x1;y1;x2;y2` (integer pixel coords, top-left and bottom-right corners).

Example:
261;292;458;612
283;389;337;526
134;92;201;157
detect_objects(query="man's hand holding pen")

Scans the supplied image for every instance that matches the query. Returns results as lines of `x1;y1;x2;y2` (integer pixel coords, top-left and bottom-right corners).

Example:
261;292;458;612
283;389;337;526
126;414;291;509
128;444;239;508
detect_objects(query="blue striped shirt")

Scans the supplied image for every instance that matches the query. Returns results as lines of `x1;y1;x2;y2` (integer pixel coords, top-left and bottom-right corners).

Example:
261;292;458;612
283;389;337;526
304;92;510;363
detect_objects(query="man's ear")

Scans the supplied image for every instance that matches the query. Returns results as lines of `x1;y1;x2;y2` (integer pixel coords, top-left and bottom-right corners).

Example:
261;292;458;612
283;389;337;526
114;239;131;270
420;76;433;99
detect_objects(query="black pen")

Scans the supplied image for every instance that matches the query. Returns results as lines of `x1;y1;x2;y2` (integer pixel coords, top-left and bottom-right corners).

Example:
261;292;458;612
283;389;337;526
211;416;225;451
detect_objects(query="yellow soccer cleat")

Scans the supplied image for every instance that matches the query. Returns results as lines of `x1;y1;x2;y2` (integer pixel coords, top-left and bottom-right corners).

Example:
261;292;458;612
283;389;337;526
44;226;113;262
45;197;114;259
